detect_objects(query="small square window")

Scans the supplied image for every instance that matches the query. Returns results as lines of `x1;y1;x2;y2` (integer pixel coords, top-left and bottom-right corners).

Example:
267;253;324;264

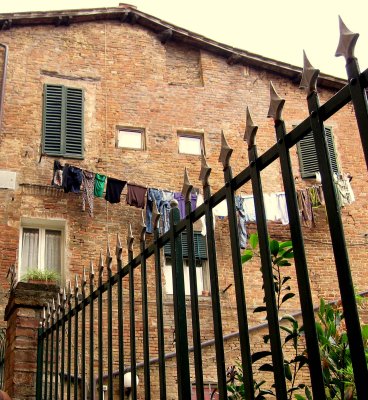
178;134;203;155
117;128;145;150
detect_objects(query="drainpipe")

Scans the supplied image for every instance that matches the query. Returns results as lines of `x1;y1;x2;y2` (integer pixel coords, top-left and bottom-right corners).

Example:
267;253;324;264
0;43;8;136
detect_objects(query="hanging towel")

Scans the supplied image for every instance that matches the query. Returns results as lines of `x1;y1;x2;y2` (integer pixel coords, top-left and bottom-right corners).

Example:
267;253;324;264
126;183;147;209
242;195;256;222
82;171;95;217
213;199;228;217
105;178;127;204
275;193;289;225
94;174;106;197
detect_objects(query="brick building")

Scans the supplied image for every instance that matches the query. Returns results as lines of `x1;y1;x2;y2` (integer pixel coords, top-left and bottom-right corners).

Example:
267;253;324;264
0;4;366;399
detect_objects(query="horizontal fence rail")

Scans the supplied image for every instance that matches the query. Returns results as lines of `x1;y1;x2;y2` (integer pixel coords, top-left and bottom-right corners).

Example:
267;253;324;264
36;19;368;400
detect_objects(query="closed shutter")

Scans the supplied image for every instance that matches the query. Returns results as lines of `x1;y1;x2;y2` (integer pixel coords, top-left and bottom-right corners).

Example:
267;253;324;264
65;87;83;157
164;232;207;259
43;84;83;157
43;84;63;155
297;127;338;178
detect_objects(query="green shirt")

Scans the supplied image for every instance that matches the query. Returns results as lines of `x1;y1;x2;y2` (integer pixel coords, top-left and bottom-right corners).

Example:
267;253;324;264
94;174;106;197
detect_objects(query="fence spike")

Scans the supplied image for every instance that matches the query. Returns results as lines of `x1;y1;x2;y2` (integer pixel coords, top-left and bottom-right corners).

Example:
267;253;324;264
335;16;359;60
106;243;113;272
68;280;72;304
82;266;87;285
42;306;46;327
62;287;67;306
267;82;285;121
47;302;51;325
219;130;233;168
244;107;258;148
57;293;61;315
99;251;104;278
300;51;320;95
75;275;79;291
116;233;123;261
199;151;212;187
181;167;193;202
51;298;56;322
152;200;161;230
90;260;95;278
140;210;147;242
127;223;134;252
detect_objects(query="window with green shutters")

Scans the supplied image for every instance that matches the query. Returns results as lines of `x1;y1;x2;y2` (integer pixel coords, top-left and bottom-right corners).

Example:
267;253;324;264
42;84;84;158
297;127;339;179
163;231;208;259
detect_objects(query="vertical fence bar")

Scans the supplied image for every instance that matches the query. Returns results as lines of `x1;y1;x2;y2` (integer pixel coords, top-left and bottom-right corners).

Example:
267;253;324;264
127;224;137;399
246;109;287;400
106;246;114;400
303;61;368;397
81;269;87;400
199;155;227;399
220;133;254;400
74;277;79;400
116;235;125;399
44;303;50;400
89;263;95;400
54;295;61;400
153;204;167;399
140;213;151;399
182;168;204;400
336;17;368;170
67;283;72;400
268;82;326;399
35;309;45;400
98;254;104;400
61;290;66;400
169;200;191;400
49;300;56;399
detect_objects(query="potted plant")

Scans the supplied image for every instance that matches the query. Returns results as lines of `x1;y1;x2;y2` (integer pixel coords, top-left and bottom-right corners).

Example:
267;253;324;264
22;268;60;285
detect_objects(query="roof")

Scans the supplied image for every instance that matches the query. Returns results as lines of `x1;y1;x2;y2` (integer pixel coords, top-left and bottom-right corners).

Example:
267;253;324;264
0;5;347;90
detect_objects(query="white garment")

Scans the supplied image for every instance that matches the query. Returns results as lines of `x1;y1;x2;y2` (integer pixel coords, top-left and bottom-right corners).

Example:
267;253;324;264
242;195;256;221
276;193;289;225
213;199;228;217
264;193;279;221
334;173;355;206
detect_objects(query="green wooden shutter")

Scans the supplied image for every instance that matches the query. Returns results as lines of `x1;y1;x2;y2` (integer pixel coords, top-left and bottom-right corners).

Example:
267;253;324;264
43;84;83;157
164;232;207;259
297;127;338;178
43;84;63;155
65;87;83;157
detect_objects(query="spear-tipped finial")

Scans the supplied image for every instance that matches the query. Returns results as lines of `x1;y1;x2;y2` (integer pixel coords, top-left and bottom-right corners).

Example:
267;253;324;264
62;288;67;304
267;82;285;121
74;275;79;291
181;167;193;202
335;16;359;60
219;131;233;168
57;293;61;314
199;151;211;187
127;223;134;252
244;107;258;148
152;200;161;231
47;302;51;324
90;260;95;278
106;243;113;271
116;233;122;260
300;51;320;95
140;210;147;242
99;251;104;277
68;280;72;299
42;306;46;325
82;267;87;286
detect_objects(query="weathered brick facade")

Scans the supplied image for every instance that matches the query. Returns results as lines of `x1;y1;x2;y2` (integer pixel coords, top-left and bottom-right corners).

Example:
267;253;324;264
0;5;366;399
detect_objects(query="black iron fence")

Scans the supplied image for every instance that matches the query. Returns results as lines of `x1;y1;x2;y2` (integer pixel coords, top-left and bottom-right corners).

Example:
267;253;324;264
36;19;368;400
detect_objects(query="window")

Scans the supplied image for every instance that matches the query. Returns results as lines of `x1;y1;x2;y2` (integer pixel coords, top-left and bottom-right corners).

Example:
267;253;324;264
43;84;84;158
116;128;145;150
19;219;65;280
297;127;338;178
178;133;204;155
163;232;209;296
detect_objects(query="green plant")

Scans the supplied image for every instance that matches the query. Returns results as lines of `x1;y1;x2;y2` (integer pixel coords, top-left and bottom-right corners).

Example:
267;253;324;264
22;268;60;283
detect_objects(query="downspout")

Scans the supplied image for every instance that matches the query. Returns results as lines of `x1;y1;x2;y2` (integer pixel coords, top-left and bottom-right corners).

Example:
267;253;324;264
0;43;8;137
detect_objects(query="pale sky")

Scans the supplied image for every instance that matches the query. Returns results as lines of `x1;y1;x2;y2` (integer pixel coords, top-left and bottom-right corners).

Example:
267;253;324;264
0;0;367;79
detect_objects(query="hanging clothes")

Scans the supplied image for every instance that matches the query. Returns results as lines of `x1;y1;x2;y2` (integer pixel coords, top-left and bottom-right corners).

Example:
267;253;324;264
82;171;95;217
297;189;315;227
213;199;228;218
275;193;289;225
62;165;83;193
146;188;164;234
105;178;127;204
173;192;197;219
242;195;256;222
51;160;63;188
94;173;106;197
235;195;247;249
264;193;279;221
334;173;355;207
126;183;147;209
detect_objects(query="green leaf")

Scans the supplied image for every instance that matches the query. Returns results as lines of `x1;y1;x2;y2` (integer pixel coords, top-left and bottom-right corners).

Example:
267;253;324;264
249;233;259;249
305;386;312;400
279;240;292;249
281;292;295;304
263;334;270;344
294;395;306;400
258;363;273;372
282;276;291;285
241;249;253;263
269;240;279;256
284;362;292;381
253;306;267;313
361;324;368;342
277;260;291;267
251;351;272;363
